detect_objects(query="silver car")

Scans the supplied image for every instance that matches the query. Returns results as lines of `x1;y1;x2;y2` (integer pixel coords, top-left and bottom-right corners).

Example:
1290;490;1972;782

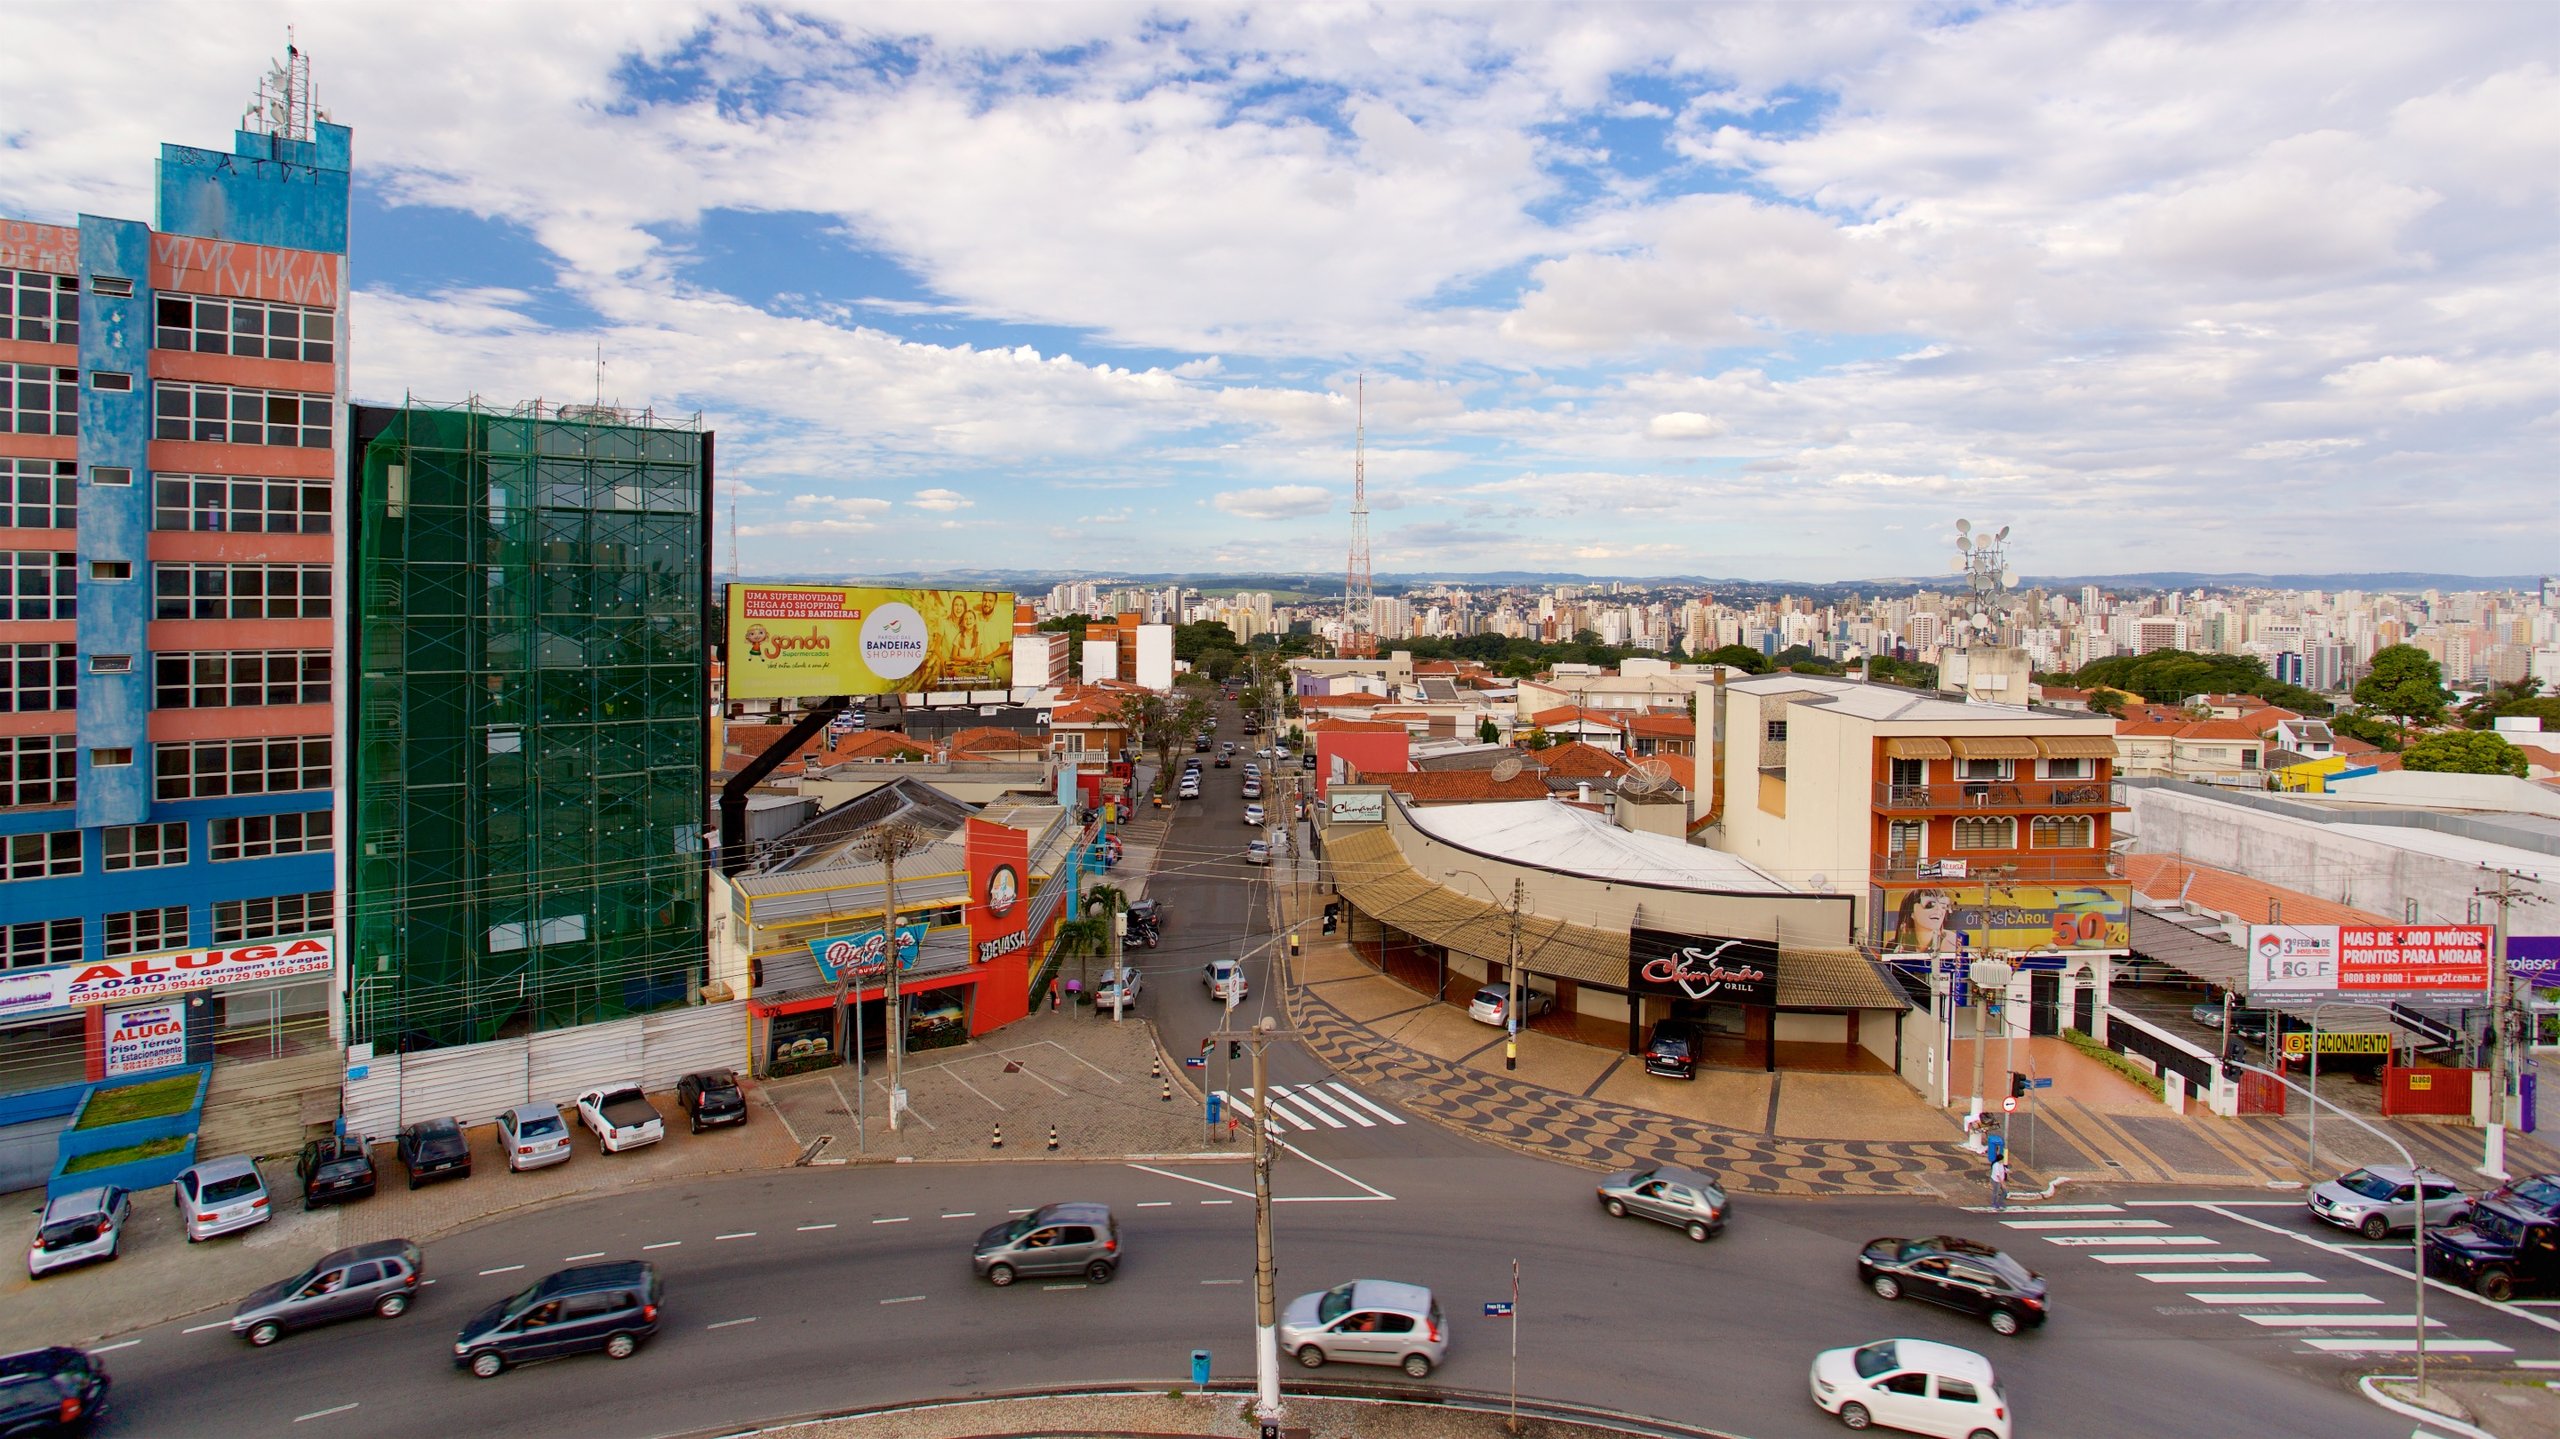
231;1239;424;1346
496;1104;573;1172
1597;1164;1730;1242
27;1186;128;1278
2308;1165;2469;1240
1279;1279;1445;1377
1093;964;1144;1008
174;1156;271;1242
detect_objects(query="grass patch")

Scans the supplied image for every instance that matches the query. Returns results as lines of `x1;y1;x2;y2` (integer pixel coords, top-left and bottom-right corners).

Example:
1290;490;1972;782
64;1134;190;1173
2060;1027;2165;1099
74;1073;200;1129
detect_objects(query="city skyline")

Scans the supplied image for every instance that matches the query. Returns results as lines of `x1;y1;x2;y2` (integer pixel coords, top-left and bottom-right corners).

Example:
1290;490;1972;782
8;3;2553;580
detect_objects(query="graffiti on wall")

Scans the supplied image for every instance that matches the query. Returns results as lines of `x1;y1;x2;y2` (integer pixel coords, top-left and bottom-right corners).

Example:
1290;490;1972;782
0;221;80;274
152;234;344;305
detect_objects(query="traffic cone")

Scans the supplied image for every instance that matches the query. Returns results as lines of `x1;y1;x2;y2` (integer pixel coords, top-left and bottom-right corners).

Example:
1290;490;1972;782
990;1124;1003;1150
1047;1125;1059;1152
1151;1056;1163;1081
1160;1077;1172;1102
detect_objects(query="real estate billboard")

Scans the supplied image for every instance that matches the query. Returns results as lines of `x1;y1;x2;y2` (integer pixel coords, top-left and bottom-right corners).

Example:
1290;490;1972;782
2246;923;2492;993
725;585;1014;698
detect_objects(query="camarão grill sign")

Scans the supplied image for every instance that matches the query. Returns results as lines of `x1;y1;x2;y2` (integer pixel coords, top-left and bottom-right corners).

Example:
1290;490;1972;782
1627;928;1780;1008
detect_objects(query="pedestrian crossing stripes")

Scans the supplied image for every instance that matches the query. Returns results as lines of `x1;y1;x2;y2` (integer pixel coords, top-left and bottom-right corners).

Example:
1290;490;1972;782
1214;1083;1408;1134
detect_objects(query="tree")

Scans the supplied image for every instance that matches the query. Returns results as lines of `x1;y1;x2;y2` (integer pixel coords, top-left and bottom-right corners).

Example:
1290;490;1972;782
1477;716;1501;744
2329;711;2403;752
2352;645;2450;741
1522;728;1555;750
1702;644;1771;675
2459;680;2560;730
2087;688;2126;718
2071;648;2332;716
2400;730;2530;777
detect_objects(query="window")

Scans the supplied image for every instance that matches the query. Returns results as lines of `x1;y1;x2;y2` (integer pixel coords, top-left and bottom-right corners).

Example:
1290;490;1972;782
2;734;76;807
89;465;132;487
0;830;80;882
2031;815;2095;848
2;551;76;619
211;810;330;861
103;821;188;871
2;644;75;712
1958;758;2011;781
2241;750;2259;770
89;561;131;581
88;371;132;392
1952;816;2017;850
153;649;330;708
91;747;132;767
1887;819;1926;857
1880;1373;1930;1397
154;735;330;800
153;474;331;534
87;654;131;674
2041;757;2091;780
2;364;78;435
156;294;336;365
3;917;80;970
4;270;78;345
104;904;188;958
2;459;75;527
1765;720;1788;743
212;890;330;945
1938;1378;1981;1404
152;380;331;448
89;277;133;299
152;563;331;620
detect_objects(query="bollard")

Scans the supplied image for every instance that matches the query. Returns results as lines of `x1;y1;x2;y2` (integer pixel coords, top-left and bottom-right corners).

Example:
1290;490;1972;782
1047;1124;1059;1152
990;1123;1003;1150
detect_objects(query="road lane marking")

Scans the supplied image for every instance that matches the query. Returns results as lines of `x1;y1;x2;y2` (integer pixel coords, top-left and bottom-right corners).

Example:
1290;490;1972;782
295;1404;359;1423
1138;1200;1173;1207
565;1252;605;1261
707;1317;758;1329
2192;1202;2560;1337
2305;1338;2509;1354
2000;1219;2169;1230
90;1340;139;1354
797;1223;837;1232
2093;1253;2265;1264
643;1241;682;1250
1043;1283;1089;1291
1201;1198;1234;1205
1202;1278;1244;1285
880;1295;925;1305
2043;1235;2209;1247
1968;1203;2122;1214
479;1265;525;1275
182;1320;232;1334
1324;1082;1406;1125
1271;1134;1398;1203
872;1217;909;1225
2194;1292;2382;1305
2145;1272;2322;1283
1289;1083;1377;1127
1126;1162;1254;1199
2239;1313;2442;1327
716;1232;757;1240
1214;1091;1284;1135
1264;1085;1347;1128
940;1213;976;1219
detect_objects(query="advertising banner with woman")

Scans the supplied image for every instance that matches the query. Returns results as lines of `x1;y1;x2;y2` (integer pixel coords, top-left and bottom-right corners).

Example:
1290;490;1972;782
1877;883;2129;955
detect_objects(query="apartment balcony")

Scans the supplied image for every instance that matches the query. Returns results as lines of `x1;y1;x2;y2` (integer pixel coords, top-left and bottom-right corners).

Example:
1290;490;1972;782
1873;780;2120;812
1872;852;2125;885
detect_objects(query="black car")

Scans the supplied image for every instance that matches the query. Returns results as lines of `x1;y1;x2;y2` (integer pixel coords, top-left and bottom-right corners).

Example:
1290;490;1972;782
1642;1019;1700;1080
676;1071;748;1134
0;1347;108;1434
453;1261;663;1378
2425;1172;2560;1303
294;1136;377;1210
397;1118;473;1190
1858;1235;2048;1335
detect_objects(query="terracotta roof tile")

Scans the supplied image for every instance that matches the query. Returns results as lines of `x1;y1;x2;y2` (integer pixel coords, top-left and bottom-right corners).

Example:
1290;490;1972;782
1362;769;1552;802
945;726;1047;757
1627;714;1695;737
1538;741;1633;779
1311;719;1410;734
2126;853;2391;927
1526;704;1629;729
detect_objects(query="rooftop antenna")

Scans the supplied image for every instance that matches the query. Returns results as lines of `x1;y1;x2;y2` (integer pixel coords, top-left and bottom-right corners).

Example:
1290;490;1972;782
1343;375;1375;659
243;28;318;142
595;344;607;409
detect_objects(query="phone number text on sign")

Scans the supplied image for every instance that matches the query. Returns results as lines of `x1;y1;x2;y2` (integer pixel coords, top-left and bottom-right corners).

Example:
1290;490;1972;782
2337;926;2491;991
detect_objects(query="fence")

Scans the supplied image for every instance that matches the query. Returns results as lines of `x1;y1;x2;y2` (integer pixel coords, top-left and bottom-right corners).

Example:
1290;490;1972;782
341;1001;746;1142
2381;1066;2478;1118
2103;1007;2218;1092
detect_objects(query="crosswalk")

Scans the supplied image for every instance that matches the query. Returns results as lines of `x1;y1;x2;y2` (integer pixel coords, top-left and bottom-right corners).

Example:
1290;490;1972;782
1213;1082;1407;1134
1996;1204;2512;1356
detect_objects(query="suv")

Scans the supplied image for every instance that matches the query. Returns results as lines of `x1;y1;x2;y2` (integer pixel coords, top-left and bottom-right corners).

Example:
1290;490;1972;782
973;1202;1121;1286
0;1348;108;1433
2426;1173;2560;1302
1279;1279;1446;1377
295;1136;377;1210
454;1261;663;1378
26;1187;127;1278
231;1239;424;1346
677;1071;748;1134
1642;1019;1701;1080
398;1118;473;1188
2308;1165;2469;1240
1859;1235;2049;1335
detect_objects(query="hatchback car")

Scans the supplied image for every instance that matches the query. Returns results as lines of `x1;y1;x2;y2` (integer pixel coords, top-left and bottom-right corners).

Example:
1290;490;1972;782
27;1186;127;1278
497;1104;574;1172
677;1071;748;1134
1246;840;1270;866
453;1261;663;1378
2309;1165;2469;1240
1205;958;1249;1004
1642;1019;1701;1080
1242;782;1263;801
1243;803;1266;826
1809;1338;2009;1439
1279;1279;1445;1377
231;1239;424;1346
0;1347;109;1434
972;1202;1120;1286
1468;982;1553;1028
174;1156;271;1242
1093;964;1144;1008
295;1136;377;1210
1859;1236;2048;1336
398;1118;473;1189
1215;753;1232;768
1597;1165;1729;1241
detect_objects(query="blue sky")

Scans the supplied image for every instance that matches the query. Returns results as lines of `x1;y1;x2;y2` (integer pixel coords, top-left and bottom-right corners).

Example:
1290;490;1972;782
5;2;2554;580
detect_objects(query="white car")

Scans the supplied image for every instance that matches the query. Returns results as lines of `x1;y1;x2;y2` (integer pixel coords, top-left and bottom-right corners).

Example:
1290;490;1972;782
1244;803;1266;826
174;1156;272;1242
29;1185;128;1277
1178;780;1202;799
1809;1338;2009;1439
1246;840;1270;866
1205;958;1249;1003
575;1086;665;1153
497;1103;574;1171
1094;964;1144;1008
1467;981;1554;1028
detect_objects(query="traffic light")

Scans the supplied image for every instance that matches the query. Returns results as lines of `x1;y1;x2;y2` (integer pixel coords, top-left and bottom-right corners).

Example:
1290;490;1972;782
1321;911;1338;934
1229;1040;1243;1060
2009;1072;2029;1099
1288;933;1302;958
2220;1057;2243;1083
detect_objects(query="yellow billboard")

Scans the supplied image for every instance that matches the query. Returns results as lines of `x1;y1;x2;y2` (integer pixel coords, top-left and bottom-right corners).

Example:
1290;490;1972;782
1876;882;2131;956
725;585;1014;698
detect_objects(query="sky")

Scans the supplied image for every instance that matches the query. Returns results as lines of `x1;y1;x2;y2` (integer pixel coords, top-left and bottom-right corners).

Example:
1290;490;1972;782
5;2;2554;582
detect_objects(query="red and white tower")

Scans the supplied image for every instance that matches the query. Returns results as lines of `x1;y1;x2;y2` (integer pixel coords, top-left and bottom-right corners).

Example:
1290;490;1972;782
1342;375;1375;658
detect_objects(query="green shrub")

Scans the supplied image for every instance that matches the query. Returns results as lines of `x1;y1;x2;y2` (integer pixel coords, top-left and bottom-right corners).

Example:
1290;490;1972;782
2060;1028;2165;1099
64;1134;190;1172
75;1073;200;1129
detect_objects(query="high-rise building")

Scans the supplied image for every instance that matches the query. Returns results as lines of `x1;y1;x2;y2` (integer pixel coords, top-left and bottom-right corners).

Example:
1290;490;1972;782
345;401;711;1051
0;77;351;1114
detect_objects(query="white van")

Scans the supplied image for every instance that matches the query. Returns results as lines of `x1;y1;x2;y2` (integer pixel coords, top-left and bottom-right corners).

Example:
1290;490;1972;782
1809;1338;2009;1439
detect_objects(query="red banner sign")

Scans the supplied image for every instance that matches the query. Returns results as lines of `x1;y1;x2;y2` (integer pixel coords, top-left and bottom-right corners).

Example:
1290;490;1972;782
2337;926;2491;992
966;818;1031;965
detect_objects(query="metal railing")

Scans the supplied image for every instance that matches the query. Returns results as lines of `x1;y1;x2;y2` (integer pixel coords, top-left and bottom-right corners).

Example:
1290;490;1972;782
1872;853;2125;883
1874;780;2117;810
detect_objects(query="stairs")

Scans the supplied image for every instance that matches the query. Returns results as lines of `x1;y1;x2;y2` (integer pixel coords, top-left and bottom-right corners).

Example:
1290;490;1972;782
193;1051;341;1162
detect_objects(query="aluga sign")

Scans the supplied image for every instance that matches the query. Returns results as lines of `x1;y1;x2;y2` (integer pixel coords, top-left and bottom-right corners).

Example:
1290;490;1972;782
57;936;335;1007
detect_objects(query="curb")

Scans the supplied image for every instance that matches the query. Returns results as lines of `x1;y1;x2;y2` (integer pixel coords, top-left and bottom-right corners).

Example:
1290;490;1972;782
2357;1375;2495;1439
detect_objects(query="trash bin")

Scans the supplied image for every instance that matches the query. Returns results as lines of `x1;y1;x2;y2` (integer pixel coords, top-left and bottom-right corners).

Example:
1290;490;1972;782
1191;1349;1211;1387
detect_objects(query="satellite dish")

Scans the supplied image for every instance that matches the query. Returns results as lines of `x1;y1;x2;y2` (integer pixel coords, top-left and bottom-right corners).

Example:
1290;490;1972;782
1490;757;1524;783
1996;526;2011;541
1951;556;1967;572
2002;567;2018;589
1955;519;1972;535
1808;872;1832;893
1956;535;1972;552
1622;757;1675;795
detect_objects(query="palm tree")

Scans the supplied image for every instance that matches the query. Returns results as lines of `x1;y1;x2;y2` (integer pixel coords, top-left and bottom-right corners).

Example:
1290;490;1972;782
1060;883;1128;997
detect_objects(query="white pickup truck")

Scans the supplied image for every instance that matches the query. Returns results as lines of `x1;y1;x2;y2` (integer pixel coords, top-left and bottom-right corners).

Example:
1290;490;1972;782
575;1086;665;1153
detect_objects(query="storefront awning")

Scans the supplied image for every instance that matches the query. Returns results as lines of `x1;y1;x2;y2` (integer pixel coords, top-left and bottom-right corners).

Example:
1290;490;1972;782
1948;735;2041;760
2035;735;2119;759
1882;737;1953;760
1326;824;1632;988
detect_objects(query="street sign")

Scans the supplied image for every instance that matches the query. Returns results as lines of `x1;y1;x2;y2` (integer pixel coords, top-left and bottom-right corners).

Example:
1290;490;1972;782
1483;1301;1514;1318
2001;1096;2017;1112
2030;1077;2053;1088
1182;1055;1206;1068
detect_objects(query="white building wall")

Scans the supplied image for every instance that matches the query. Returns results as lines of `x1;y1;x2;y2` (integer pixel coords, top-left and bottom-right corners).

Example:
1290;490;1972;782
1134;624;1174;690
1081;638;1120;682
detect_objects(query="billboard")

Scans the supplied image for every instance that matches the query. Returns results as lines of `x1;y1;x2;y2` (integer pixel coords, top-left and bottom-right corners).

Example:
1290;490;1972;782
2512;934;2560;981
966;818;1031;965
725;585;1014;699
55;935;334;1008
1629;928;1779;1007
103;1002;188;1077
2239;924;2492;993
807;924;929;984
2247;925;2340;993
1876;883;2130;956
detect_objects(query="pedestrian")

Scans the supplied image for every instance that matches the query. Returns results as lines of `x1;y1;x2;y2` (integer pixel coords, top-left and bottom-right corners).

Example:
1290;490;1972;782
1990;1157;2009;1211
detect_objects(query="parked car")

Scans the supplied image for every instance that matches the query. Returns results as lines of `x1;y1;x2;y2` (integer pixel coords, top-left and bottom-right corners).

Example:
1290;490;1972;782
972;1203;1120;1286
173;1156;271;1242
1809;1338;2010;1439
1859;1235;2049;1336
1194;734;1212;752
453;1261;663;1378
1244;803;1266;826
675;1072;748;1134
1093;965;1144;1009
497;1104;574;1172
1242;782;1263;801
1205;958;1249;1004
577;1087;665;1154
231;1239;423;1346
1597;1165;1729;1242
2189;1001;2272;1044
1126;898;1164;932
398;1118;475;1187
1467;981;1553;1028
26;1187;127;1278
2308;1165;2469;1240
2425;1172;2560;1302
1642;1019;1701;1080
1278;1279;1445;1377
0;1347;109;1433
1215;753;1232;768
1246;840;1270;866
295;1136;377;1210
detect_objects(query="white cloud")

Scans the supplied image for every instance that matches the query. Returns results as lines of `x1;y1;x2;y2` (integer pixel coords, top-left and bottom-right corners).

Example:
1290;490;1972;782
1647;411;1725;440
1213;485;1333;521
910;488;974;511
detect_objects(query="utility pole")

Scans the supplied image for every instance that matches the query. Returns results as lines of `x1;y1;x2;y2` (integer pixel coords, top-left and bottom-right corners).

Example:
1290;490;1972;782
1505;879;1526;1072
1208;1015;1297;1429
2474;866;2544;1180
855;819;931;1132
